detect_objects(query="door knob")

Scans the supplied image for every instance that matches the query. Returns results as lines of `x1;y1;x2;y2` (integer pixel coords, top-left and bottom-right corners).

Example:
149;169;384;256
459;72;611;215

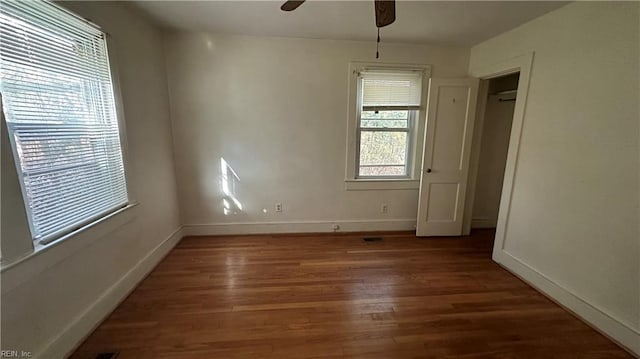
426;168;432;173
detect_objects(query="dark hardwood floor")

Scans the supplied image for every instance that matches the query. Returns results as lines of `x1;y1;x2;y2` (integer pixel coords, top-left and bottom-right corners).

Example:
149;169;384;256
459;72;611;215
71;230;631;358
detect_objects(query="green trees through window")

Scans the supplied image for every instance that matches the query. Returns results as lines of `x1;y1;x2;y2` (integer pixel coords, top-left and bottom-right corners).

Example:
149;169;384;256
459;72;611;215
358;110;411;177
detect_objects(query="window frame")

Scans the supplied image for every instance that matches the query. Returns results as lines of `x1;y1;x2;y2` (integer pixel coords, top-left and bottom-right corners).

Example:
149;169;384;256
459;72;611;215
0;1;135;247
345;62;431;190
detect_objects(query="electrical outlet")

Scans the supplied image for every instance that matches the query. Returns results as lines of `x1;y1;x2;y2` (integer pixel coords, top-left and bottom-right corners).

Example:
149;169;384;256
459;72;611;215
332;224;340;231
381;204;389;213
275;203;282;212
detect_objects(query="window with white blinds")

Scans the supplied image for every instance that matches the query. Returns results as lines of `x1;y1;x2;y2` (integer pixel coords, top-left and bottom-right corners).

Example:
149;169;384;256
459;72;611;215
356;70;424;178
0;0;129;243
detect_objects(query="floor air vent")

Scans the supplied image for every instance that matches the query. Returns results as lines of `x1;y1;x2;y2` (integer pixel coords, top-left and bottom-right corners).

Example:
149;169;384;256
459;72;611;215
95;353;119;359
363;237;383;242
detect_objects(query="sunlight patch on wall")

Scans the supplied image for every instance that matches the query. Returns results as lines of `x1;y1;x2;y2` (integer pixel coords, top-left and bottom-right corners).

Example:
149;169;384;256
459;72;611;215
221;157;242;215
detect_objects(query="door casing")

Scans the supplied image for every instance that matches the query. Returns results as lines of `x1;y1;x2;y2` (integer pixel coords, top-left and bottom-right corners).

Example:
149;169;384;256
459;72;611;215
464;52;534;261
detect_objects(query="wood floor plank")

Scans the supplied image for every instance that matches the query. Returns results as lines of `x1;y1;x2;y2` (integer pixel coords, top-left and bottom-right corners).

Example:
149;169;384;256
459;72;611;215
70;230;631;358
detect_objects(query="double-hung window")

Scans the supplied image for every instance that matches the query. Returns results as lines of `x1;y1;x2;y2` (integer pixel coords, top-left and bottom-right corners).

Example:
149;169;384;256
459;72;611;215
0;0;129;244
355;69;424;179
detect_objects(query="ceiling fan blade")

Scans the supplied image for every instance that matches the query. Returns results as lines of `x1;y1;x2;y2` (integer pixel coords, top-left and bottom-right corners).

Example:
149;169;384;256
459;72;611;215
281;0;305;11
374;0;396;28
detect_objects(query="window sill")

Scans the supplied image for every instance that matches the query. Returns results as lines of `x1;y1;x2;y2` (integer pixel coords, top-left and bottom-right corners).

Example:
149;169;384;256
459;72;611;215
344;179;420;191
1;202;139;290
34;202;139;250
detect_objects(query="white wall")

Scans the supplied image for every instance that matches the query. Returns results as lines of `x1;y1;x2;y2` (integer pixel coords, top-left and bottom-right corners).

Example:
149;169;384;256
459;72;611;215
0;2;181;357
469;1;639;353
164;32;470;234
472;92;515;228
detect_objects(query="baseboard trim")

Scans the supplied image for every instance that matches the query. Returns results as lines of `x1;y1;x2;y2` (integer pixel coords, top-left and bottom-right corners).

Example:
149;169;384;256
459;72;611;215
35;226;184;358
470;217;497;229
183;219;417;236
493;249;640;356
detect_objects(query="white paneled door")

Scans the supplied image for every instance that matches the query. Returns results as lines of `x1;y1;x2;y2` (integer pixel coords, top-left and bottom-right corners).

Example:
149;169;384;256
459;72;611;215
417;78;479;236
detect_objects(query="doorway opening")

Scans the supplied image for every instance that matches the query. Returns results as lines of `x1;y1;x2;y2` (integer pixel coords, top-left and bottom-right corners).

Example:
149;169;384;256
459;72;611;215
470;72;520;231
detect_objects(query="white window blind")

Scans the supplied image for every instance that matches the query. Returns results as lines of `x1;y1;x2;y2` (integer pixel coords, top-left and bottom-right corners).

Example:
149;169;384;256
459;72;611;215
0;0;128;243
360;70;423;111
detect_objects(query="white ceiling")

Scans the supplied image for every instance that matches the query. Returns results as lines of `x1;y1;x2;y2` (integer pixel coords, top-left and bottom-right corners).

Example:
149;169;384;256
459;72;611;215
132;1;567;46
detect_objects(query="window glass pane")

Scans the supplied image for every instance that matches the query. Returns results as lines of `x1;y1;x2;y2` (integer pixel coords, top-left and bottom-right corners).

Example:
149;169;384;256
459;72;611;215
359;165;406;176
361;110;408;129
359;131;407;177
361;110;408;119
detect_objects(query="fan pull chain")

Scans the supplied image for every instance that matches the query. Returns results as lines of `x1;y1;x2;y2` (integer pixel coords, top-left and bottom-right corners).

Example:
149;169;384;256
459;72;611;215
376;28;380;59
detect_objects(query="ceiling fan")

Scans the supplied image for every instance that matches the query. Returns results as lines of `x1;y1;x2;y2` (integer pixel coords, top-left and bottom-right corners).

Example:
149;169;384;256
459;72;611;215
280;0;396;58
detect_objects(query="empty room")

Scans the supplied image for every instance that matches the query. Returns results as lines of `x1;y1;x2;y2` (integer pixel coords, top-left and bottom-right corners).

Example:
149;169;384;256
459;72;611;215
0;0;638;358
